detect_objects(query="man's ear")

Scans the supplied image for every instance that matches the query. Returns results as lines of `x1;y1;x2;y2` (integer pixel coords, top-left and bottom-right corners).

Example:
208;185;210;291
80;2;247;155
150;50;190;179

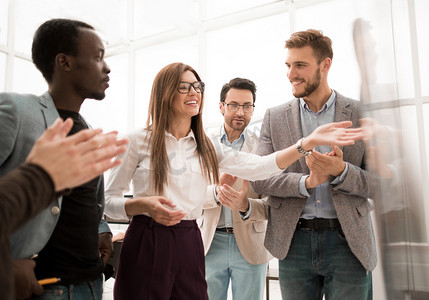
219;101;225;116
55;53;71;71
322;57;332;72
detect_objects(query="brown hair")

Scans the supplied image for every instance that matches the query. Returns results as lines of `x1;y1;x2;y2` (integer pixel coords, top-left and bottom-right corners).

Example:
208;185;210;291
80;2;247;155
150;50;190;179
146;62;219;194
220;77;257;104
285;29;333;63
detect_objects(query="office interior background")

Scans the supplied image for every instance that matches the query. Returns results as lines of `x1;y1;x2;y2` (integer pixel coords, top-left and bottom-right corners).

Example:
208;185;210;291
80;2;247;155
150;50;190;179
1;0;428;299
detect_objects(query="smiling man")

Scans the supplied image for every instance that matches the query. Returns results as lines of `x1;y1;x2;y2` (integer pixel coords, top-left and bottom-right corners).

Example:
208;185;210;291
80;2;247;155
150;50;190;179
200;78;272;300
251;30;376;300
0;19;113;299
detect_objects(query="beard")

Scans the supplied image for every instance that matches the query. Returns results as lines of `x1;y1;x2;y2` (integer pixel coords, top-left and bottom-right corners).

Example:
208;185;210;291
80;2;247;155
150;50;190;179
292;67;321;98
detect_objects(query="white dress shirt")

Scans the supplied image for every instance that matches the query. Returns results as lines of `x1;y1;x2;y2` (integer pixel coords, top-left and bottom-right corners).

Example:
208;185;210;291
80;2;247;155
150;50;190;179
105;128;281;220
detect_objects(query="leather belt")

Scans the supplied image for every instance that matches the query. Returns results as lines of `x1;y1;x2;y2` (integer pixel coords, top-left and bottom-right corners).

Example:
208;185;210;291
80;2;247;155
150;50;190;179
297;218;340;230
216;227;234;234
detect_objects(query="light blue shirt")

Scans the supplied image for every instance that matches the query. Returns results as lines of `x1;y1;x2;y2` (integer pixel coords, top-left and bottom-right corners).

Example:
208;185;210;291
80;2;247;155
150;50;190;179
216;127;251;228
298;90;348;219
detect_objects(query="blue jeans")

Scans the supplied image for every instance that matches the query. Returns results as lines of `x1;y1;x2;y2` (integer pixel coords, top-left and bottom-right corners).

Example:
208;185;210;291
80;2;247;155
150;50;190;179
279;228;372;300
32;276;102;300
205;231;268;300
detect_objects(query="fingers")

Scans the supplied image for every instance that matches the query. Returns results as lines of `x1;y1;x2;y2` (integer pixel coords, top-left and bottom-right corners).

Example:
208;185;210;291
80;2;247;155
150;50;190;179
56;118;74;139
332;145;342;156
241;180;249;193
219;173;237;186
67;128;104;147
332;120;352;128
41;118;63;141
39;118;72;142
153;197;186;226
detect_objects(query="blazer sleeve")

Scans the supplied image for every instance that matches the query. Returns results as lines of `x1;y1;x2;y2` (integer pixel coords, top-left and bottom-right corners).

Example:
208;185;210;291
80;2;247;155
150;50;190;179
332;152;371;199
0;164;56;242
245;196;269;221
202;185;220;210
251;108;306;198
0;95;20;165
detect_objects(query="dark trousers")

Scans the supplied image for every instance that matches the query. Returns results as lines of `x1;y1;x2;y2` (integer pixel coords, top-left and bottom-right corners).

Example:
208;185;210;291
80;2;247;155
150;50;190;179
114;215;208;300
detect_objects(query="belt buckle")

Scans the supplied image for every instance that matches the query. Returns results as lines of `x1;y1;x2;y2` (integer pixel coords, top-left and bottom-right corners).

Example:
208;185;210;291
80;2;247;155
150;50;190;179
225;228;234;234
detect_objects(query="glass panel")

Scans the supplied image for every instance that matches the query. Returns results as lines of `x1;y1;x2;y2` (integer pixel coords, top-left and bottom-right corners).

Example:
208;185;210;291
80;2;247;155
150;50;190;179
12;57;46;94
425;104;429;177
80;54;129;135
295;0;367;101
0;53;6;92
133;0;198;39
390;0;415;99
205;13;290;129
0;1;7;46
415;0;429;96
14;0;128;55
398;105;426;242
134;37;198;130
205;0;279;19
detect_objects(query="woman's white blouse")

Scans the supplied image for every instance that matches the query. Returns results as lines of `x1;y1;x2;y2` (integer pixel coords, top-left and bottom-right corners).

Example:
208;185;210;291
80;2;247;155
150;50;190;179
104;128;282;220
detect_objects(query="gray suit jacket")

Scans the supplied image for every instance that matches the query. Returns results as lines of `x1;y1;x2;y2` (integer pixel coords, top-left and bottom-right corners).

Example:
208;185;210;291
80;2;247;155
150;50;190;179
251;91;377;271
0;92;61;258
0;91;110;259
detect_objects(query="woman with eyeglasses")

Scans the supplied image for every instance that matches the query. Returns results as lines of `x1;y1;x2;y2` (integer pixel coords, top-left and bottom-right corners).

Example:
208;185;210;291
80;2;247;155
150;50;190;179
104;62;363;299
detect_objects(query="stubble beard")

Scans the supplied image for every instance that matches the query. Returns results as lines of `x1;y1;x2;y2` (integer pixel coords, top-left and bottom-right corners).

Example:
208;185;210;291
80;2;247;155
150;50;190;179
292;68;321;98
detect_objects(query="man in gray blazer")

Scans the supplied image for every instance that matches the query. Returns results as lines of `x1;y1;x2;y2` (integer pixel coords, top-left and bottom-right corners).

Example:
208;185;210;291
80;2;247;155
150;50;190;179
0;19;113;299
251;29;376;300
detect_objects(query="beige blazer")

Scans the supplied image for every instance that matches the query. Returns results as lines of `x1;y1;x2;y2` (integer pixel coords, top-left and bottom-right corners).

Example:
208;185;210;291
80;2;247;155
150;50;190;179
199;128;273;265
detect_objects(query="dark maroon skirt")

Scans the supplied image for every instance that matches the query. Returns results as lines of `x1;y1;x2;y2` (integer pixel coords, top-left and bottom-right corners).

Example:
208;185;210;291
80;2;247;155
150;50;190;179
113;215;208;300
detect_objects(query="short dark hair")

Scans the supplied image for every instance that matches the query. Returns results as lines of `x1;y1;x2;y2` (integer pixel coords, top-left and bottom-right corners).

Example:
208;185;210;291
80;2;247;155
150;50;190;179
285;29;333;63
220;78;257;104
31;18;94;83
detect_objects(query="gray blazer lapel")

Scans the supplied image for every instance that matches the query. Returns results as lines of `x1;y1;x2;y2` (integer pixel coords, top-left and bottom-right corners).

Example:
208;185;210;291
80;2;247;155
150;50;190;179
334;92;352;123
39;92;59;128
334;92;352;151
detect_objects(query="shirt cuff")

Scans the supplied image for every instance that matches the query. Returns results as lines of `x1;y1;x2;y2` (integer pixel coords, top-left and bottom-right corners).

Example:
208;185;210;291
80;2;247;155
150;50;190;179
239;199;252;220
299;175;311;197
331;163;349;185
213;185;220;204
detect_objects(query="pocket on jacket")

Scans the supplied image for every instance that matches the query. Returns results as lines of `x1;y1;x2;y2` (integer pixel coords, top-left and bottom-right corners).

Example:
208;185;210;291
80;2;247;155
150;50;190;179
356;200;374;217
253;221;267;233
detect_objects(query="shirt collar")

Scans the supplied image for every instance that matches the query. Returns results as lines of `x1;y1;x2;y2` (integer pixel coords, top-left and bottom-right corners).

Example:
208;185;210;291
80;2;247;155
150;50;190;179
220;125;246;143
165;129;196;141
299;90;336;113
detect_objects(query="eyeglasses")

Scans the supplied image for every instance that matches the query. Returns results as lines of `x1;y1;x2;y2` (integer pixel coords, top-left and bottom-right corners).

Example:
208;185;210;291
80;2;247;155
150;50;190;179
177;81;205;94
223;102;255;113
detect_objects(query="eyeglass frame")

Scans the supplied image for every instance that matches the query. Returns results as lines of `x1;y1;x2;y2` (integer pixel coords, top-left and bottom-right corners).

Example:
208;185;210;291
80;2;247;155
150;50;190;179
177;81;205;94
222;101;255;113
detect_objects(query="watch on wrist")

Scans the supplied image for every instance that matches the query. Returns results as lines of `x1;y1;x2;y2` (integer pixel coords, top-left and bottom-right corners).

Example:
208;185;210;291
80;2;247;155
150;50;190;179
296;138;313;156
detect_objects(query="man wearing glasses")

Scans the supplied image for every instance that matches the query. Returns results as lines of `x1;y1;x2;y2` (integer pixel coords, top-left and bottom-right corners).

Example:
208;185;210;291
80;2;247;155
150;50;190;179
199;78;272;300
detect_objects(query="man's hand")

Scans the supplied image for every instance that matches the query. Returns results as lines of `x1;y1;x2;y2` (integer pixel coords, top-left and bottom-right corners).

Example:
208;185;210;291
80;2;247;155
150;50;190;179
219;173;237;187
26;118;128;191
305;146;346;177
98;232;114;265
217;180;249;212
304;121;363;149
305;170;330;189
13;259;43;299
